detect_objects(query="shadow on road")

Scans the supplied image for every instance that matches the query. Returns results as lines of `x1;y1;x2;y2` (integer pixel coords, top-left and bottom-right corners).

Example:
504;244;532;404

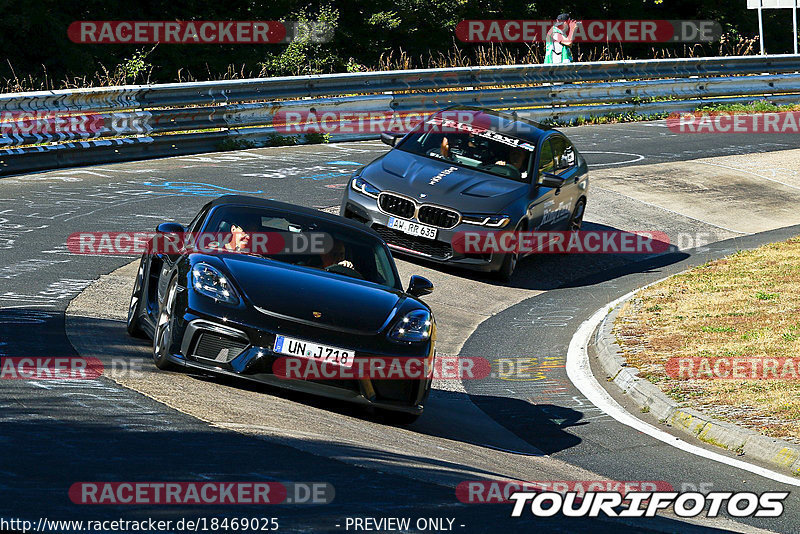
1;367;741;533
394;221;689;292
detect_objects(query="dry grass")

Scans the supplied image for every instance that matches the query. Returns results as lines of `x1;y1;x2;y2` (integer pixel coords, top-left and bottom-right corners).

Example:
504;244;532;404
614;236;800;442
1;29;760;93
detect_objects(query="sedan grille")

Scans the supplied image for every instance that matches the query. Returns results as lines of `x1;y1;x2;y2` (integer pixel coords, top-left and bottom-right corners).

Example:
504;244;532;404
378;193;415;219
192;333;248;363
379;192;461;229
417;205;460;229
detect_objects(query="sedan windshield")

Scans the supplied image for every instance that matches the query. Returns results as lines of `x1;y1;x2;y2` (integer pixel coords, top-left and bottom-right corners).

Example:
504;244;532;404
202;206;401;290
396;116;536;182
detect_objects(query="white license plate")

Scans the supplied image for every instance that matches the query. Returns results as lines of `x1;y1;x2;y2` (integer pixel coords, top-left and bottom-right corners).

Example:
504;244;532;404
388;217;438;240
273;335;354;368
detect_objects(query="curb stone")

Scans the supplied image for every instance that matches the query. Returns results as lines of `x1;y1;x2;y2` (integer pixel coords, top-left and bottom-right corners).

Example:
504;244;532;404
593;296;800;478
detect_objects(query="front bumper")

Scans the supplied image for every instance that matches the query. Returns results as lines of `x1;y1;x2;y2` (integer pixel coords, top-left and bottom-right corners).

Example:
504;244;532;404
165;307;433;415
341;189;506;273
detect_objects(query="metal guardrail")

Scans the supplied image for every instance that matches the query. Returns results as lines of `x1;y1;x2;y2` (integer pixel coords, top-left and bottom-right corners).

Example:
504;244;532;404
1;55;799;175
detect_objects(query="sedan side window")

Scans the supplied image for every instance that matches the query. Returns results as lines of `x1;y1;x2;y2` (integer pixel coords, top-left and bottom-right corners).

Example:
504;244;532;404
551;136;576;175
536;138;556;184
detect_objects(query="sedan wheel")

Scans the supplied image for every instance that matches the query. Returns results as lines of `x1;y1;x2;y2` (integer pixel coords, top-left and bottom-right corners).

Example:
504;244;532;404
126;258;147;338
494;223;522;282
569;199;586;232
153;277;180;370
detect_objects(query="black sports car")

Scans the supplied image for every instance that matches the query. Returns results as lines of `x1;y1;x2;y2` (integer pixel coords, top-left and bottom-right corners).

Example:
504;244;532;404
341;106;590;280
127;195;436;424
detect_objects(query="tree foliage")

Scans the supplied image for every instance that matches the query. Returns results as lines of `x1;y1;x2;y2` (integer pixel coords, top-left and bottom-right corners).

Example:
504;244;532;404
0;0;789;89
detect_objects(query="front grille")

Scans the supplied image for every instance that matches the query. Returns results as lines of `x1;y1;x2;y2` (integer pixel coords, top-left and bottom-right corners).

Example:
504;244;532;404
378;193;415;219
373;225;453;260
418;205;460;229
192;333;248;363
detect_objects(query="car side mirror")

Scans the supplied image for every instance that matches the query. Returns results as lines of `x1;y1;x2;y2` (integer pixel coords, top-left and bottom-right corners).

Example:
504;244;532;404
540;173;566;189
156;222;186;233
407;275;434;297
381;132;400;147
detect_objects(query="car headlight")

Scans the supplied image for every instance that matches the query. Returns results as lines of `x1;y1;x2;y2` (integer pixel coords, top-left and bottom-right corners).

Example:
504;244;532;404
389;309;433;343
351;176;380;198
461;214;511;228
191;263;239;305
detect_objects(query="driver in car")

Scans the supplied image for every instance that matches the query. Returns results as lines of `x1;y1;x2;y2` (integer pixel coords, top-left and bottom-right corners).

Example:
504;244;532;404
495;147;529;180
320;241;355;271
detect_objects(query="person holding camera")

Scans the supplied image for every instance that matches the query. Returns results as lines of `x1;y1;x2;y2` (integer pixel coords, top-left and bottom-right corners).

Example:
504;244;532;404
545;13;578;64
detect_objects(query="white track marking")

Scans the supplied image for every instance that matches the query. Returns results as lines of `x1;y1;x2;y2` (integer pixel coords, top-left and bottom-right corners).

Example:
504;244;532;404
566;284;800;487
581;151;646;166
594;186;748;235
696;161;800;192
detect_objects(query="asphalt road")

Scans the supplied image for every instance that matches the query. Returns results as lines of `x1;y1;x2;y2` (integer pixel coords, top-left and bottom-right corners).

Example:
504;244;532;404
2;121;800;533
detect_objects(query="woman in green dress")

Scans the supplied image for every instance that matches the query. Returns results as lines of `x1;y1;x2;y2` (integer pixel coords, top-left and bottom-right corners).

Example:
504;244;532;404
545;13;578;64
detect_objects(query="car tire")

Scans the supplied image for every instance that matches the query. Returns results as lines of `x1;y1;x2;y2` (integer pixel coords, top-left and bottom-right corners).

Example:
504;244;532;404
153;275;180;371
569;198;586;231
126;256;148;339
494;222;523;282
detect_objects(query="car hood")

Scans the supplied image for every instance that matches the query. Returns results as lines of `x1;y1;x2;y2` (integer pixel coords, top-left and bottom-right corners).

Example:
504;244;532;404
361;149;528;213
220;255;405;335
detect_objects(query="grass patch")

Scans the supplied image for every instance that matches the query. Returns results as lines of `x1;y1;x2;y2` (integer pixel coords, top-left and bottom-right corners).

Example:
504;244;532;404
755;292;779;301
539;100;800;129
614;235;800;443
697;101;800;114
700;325;736;333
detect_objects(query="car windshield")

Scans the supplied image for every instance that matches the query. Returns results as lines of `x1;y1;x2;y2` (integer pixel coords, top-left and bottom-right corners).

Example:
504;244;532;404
202;205;401;290
396;115;536;182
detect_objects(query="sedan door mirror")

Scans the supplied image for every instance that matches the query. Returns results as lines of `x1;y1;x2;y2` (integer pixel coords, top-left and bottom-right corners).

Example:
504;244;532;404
540;172;567;189
156;222;186;233
380;132;401;147
407;275;434;297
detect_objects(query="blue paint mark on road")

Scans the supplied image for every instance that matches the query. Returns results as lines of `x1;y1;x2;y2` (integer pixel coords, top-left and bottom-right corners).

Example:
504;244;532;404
299;172;351;181
142;181;263;196
326;161;362;166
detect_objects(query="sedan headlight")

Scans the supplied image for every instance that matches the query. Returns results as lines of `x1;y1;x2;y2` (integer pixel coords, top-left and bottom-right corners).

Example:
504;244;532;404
191;263;239;305
461;214;511;228
389;309;433;343
351;176;380;198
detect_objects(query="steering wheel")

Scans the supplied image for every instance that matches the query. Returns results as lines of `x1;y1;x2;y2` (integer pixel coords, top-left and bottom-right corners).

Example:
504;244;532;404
324;263;365;280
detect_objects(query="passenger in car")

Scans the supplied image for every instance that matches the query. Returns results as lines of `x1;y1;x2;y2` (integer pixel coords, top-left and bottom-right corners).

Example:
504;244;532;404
223;224;251;252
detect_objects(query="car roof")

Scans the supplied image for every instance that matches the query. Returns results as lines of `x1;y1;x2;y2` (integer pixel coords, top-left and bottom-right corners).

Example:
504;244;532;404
206;195;384;241
431;105;553;144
